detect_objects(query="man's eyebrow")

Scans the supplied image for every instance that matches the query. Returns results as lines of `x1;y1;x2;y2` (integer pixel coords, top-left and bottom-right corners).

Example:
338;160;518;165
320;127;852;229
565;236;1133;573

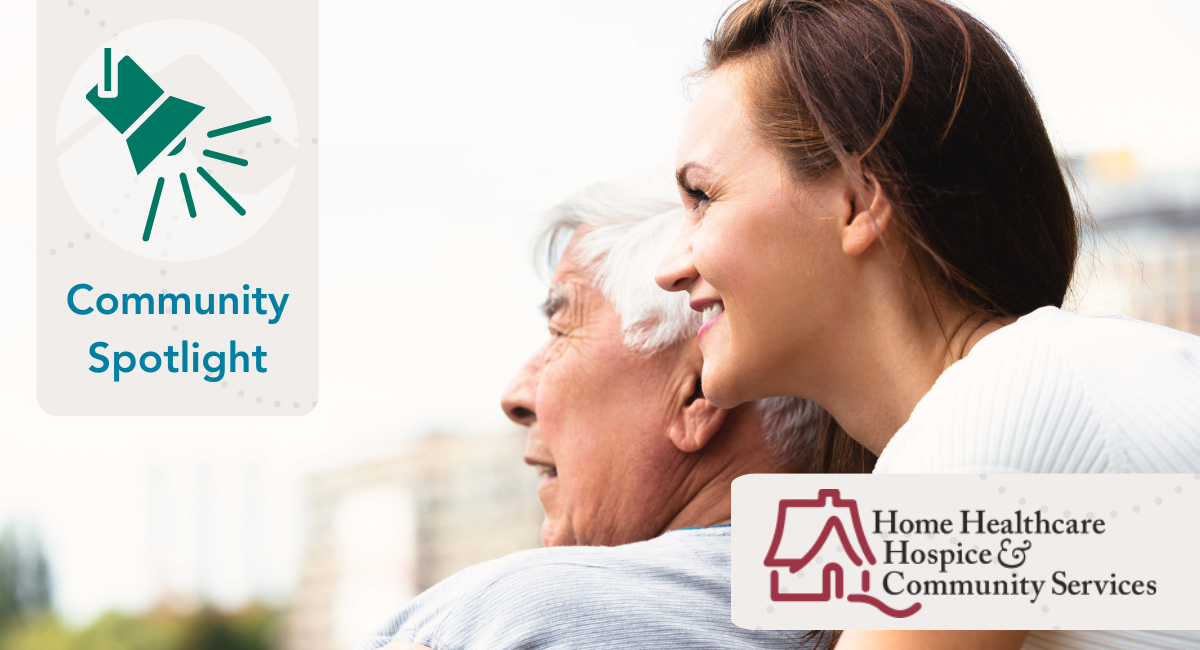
541;285;568;319
675;162;713;187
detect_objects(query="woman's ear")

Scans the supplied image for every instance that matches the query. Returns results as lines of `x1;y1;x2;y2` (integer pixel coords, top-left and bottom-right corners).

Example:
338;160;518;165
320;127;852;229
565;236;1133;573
841;175;893;257
669;378;729;453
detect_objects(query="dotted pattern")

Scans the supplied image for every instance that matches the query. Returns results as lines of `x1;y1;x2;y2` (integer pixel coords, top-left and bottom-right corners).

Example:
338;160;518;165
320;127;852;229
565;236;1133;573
66;2;108;29
47;231;95;256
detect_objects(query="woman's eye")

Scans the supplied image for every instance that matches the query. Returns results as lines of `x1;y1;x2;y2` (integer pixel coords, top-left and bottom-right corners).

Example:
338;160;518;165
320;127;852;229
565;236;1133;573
683;186;710;211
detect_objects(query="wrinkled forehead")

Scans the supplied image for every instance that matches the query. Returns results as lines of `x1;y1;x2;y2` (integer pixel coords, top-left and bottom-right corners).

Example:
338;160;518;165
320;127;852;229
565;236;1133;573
549;227;590;281
544;234;602;323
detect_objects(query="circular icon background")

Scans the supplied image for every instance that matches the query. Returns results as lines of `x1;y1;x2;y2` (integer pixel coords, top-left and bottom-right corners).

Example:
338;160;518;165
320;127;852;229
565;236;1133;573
56;19;299;261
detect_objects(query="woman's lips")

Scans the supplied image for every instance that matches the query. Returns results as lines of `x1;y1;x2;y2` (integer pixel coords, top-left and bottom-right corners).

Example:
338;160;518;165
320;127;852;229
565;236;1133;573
697;306;725;341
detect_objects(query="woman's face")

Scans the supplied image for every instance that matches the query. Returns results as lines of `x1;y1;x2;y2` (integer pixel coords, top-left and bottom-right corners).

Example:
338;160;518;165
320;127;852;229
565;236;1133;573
656;65;855;409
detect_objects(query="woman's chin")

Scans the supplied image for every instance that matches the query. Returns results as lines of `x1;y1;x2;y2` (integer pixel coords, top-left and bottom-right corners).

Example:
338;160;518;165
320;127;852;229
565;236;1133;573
700;365;745;409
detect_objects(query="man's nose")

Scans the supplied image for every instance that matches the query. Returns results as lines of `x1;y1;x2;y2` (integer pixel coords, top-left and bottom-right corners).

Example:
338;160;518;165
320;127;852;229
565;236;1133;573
501;355;539;426
655;225;699;293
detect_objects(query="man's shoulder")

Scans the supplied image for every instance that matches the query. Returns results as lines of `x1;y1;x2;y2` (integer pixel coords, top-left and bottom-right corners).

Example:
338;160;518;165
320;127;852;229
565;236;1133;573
457;526;731;595
355;528;739;650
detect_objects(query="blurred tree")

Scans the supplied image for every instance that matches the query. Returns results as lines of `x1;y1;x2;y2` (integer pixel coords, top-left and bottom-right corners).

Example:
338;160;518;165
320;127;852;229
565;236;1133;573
0;522;277;650
178;604;278;650
0;604;279;650
69;609;183;650
0;524;53;627
0;614;71;650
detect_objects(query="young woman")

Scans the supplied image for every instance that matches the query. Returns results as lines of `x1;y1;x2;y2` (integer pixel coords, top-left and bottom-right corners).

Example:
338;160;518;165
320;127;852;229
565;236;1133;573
654;1;1200;648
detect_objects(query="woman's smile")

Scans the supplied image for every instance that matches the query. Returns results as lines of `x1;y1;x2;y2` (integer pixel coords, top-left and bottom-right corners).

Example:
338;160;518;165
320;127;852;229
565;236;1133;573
690;298;726;340
697;303;725;340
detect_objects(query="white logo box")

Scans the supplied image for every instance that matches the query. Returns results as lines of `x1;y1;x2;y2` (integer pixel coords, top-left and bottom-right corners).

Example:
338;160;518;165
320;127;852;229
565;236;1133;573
731;474;1200;630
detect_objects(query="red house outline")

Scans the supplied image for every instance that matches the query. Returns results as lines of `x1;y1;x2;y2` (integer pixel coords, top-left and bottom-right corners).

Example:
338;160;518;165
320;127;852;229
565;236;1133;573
764;488;921;618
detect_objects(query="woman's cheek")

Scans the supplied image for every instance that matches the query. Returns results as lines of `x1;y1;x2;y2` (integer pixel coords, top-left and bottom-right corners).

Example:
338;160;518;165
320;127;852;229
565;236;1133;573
694;229;739;290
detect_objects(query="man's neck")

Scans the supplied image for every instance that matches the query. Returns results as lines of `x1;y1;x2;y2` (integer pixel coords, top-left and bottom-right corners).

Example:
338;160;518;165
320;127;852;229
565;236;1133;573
659;404;782;534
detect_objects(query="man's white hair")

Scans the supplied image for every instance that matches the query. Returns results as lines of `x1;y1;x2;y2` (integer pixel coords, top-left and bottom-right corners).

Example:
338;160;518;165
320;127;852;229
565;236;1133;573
536;182;823;472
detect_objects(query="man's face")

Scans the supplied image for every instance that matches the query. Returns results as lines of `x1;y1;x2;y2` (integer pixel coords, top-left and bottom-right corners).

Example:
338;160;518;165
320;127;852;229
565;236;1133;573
501;230;697;547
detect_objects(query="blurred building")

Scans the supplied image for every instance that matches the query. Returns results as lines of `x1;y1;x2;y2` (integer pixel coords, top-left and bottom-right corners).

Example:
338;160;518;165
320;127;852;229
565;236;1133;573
1070;152;1200;335
284;431;543;650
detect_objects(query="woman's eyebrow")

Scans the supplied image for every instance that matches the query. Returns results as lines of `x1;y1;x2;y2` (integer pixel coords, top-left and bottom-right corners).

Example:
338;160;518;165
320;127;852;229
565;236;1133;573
675;162;714;187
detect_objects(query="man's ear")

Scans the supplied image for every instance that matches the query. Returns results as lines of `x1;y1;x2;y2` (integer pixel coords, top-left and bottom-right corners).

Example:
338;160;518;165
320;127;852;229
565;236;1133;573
840;174;893;257
668;378;729;453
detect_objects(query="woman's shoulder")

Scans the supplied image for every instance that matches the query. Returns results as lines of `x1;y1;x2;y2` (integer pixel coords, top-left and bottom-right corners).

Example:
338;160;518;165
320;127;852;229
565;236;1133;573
1014;305;1199;349
875;307;1200;474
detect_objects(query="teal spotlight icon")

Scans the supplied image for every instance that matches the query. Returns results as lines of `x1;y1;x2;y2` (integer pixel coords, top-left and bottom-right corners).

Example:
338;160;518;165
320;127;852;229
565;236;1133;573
83;46;274;242
85;52;205;174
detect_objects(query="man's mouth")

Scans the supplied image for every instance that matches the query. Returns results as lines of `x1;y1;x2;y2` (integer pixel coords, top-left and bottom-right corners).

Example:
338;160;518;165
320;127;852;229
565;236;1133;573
525;455;558;485
534;464;558;491
697;302;725;340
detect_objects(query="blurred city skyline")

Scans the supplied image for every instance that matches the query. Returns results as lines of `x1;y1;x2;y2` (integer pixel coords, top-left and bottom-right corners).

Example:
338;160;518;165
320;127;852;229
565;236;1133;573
1;0;1199;630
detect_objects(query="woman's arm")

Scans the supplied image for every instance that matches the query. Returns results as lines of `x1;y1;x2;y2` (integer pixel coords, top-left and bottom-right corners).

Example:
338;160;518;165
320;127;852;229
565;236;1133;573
835;630;1028;650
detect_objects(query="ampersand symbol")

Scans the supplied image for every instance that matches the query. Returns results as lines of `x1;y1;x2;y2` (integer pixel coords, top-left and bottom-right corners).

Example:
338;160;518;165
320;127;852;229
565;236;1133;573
998;538;1033;569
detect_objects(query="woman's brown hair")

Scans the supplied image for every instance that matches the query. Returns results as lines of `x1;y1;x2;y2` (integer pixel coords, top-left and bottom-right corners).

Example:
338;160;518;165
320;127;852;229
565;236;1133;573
703;0;1078;321
809;413;876;474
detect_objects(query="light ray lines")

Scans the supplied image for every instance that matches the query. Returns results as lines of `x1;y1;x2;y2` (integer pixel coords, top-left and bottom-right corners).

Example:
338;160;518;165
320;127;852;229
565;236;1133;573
179;173;196;218
138;114;272;241
142;177;165;242
202;149;248;166
207;115;272;138
196;166;245;216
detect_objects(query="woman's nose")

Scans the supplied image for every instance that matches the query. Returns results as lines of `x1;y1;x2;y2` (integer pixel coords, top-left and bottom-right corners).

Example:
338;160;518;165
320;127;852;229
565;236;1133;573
655;227;700;293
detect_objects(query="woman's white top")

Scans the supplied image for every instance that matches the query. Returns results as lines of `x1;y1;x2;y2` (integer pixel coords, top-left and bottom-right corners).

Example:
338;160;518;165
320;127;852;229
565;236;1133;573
875;306;1200;649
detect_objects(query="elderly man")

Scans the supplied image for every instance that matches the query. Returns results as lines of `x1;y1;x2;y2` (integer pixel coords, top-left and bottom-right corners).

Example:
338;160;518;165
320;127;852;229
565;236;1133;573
357;184;832;650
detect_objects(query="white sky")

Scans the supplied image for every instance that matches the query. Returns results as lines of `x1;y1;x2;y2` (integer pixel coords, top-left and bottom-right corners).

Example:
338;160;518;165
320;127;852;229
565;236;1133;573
0;0;1198;624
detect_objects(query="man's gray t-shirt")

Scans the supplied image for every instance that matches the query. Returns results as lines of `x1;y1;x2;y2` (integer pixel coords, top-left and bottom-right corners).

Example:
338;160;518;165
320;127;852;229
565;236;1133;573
354;526;815;649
